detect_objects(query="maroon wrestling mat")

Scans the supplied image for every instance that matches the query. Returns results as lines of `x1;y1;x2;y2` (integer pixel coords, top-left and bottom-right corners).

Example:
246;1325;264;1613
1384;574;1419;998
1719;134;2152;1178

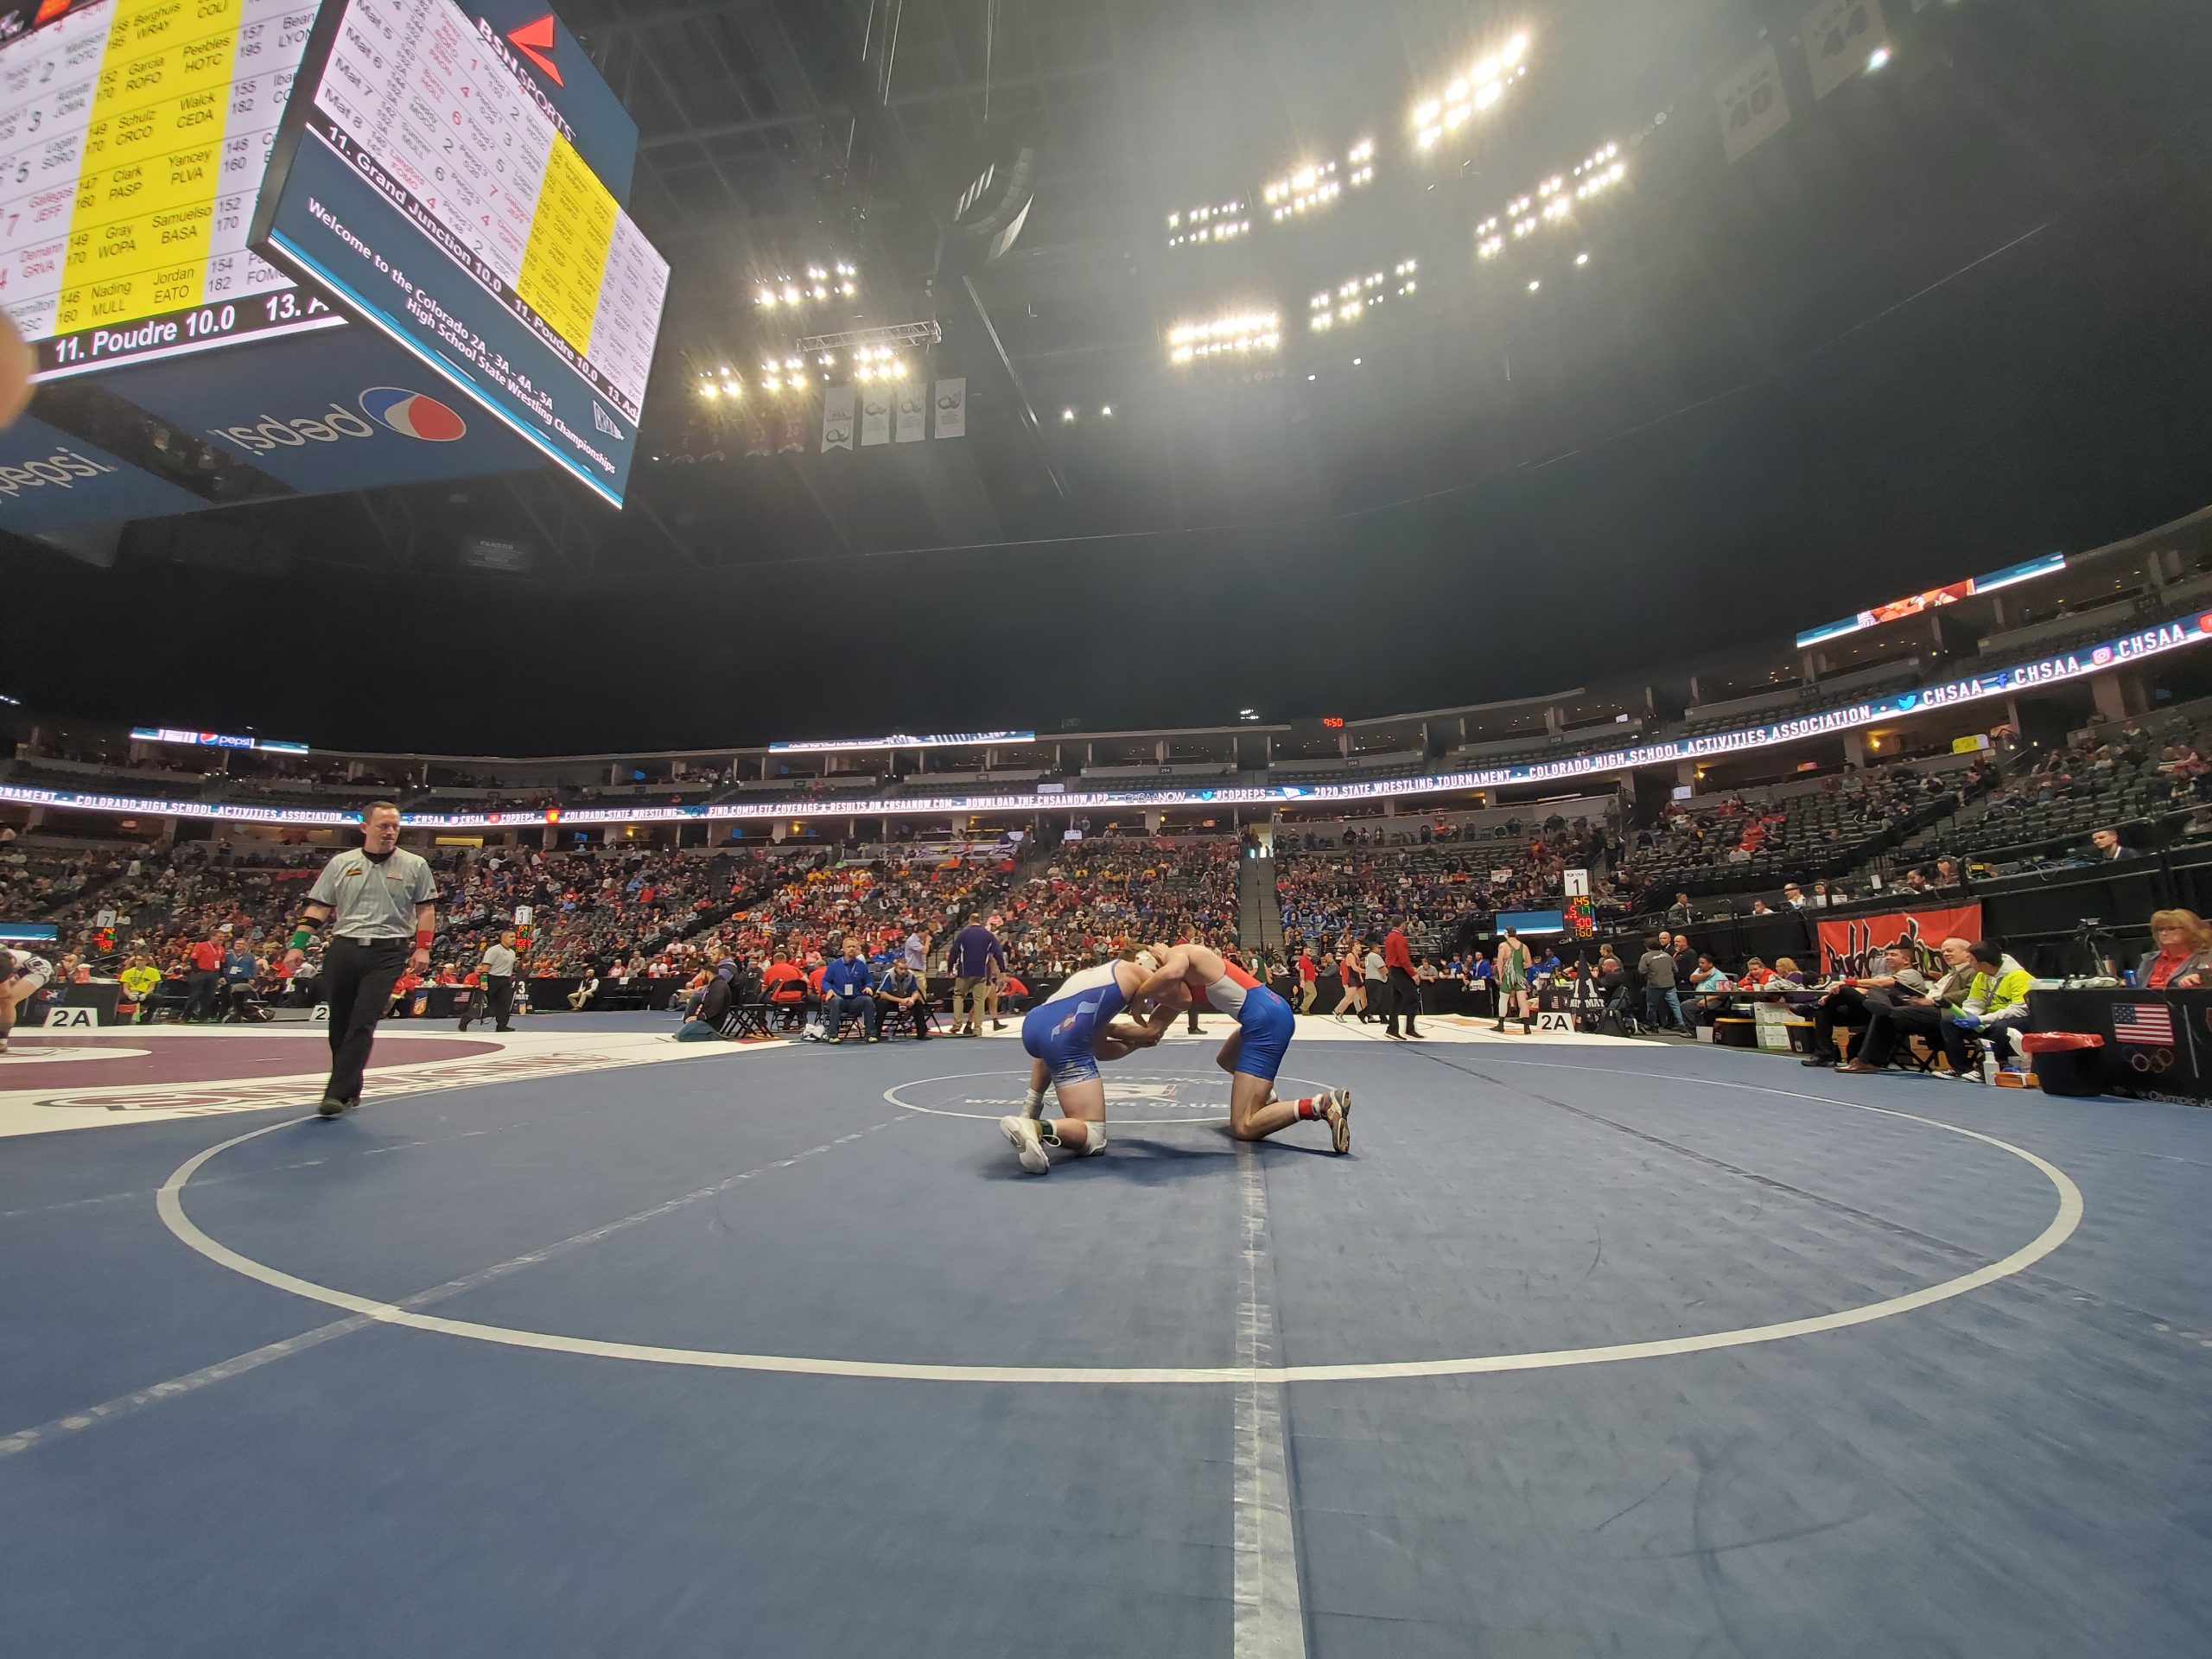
0;1034;502;1090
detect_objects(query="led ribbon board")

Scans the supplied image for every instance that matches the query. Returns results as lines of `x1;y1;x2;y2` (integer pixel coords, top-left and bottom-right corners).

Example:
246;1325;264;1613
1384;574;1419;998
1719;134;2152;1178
0;0;343;377
8;612;2209;830
254;0;669;506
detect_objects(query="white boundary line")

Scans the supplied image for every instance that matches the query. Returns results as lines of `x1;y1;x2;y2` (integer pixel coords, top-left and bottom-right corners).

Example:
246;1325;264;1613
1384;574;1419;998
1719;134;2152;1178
155;1065;2086;1386
1231;1141;1306;1655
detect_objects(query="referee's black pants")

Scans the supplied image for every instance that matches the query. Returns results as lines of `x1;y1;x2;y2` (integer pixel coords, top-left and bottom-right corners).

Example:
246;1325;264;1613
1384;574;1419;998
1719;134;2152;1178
322;936;410;1106
1385;967;1422;1038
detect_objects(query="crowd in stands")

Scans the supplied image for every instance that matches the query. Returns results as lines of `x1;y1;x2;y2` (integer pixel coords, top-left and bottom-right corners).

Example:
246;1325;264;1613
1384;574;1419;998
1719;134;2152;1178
990;837;1238;970
1963;714;2212;861
1615;756;1993;906
1276;815;1614;958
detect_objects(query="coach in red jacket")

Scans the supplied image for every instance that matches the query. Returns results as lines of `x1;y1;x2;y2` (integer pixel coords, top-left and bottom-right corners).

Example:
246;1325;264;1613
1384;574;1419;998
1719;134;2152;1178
1383;918;1422;1041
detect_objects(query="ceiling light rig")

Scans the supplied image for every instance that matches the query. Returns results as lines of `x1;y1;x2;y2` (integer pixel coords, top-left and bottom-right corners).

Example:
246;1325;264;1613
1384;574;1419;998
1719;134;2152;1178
1168;311;1281;365
1412;32;1530;151
1263;138;1376;224
1477;141;1625;261
1167;200;1251;249
1308;259;1417;331
851;346;912;384
756;262;861;309
696;365;746;404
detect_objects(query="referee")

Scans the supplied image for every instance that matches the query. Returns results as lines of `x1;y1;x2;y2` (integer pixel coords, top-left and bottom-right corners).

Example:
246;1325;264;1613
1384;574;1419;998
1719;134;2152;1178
460;928;518;1033
281;802;438;1117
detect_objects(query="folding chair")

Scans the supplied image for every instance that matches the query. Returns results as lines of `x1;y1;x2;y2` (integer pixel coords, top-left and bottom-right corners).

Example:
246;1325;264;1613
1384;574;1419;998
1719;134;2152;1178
727;994;776;1039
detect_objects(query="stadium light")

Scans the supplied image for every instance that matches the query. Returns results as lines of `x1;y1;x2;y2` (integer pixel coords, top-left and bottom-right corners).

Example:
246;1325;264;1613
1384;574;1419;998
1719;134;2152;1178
1166;199;1251;249
1167;309;1281;365
1867;45;1891;71
1482;142;1625;265
1412;30;1529;150
1062;408;1077;423
1263;137;1377;223
1575;251;1590;266
1308;258;1416;328
1101;406;1114;417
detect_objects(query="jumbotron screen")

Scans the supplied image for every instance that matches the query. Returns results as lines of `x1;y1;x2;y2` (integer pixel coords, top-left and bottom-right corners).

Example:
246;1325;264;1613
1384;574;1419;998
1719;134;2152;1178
254;0;669;499
0;0;343;377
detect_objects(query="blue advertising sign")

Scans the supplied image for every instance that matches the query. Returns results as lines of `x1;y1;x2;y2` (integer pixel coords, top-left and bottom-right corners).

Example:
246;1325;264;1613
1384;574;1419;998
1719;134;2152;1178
105;323;537;493
251;0;668;508
0;412;211;533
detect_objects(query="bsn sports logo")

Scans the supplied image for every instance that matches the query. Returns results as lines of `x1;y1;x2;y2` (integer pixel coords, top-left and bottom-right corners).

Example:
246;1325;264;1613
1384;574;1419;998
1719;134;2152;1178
507;14;564;85
0;446;118;500
207;390;467;456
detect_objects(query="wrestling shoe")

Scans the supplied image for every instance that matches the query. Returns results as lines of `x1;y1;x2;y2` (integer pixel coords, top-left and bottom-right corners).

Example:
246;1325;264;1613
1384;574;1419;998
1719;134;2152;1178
1000;1114;1051;1174
1321;1088;1351;1154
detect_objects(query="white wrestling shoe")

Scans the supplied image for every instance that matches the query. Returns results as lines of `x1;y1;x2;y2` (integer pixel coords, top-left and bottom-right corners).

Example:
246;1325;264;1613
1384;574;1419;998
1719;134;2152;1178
1321;1088;1351;1154
1000;1115;1051;1174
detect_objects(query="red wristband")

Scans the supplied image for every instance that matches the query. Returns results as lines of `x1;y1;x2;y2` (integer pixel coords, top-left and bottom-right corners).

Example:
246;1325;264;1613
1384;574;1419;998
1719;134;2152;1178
416;930;434;950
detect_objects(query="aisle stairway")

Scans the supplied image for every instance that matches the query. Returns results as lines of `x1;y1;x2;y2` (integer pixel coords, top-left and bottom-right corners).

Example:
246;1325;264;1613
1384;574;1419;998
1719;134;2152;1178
1238;851;1283;957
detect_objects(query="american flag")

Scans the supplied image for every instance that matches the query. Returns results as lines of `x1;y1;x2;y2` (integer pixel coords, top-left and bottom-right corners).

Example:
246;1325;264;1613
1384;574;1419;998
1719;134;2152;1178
2111;1002;2175;1046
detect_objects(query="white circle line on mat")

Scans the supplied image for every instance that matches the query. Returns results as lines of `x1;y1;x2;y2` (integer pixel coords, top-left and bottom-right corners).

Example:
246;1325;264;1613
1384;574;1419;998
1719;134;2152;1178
155;1071;2083;1386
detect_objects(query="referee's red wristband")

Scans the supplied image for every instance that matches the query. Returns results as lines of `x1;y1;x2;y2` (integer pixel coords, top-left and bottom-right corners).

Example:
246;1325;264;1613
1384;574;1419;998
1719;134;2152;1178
416;930;435;950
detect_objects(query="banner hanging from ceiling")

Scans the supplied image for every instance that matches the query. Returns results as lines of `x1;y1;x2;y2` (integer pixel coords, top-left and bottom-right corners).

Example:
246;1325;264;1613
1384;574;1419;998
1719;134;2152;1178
860;388;893;447
895;384;928;443
821;387;855;452
1802;0;1891;100
935;378;968;439
1717;43;1792;163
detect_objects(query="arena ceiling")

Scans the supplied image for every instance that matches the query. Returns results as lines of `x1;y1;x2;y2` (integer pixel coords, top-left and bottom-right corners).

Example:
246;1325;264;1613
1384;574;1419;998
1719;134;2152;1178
7;0;2212;752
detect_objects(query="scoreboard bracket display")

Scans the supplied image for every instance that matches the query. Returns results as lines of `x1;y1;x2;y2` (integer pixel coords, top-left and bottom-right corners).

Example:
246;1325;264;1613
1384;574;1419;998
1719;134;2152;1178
250;0;667;508
0;0;665;533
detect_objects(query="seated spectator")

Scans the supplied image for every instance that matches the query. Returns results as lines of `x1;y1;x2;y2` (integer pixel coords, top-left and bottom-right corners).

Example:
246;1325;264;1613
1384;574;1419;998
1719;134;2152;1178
568;972;600;1011
675;962;740;1041
222;941;267;1022
1842;938;1974;1073
762;951;810;1027
1802;944;1929;1066
1945;940;2034;1073
821;944;879;1042
874;960;931;1039
1666;893;1694;927
2089;826;2137;862
1684;955;1734;1028
119;955;160;1019
2137;909;2212;988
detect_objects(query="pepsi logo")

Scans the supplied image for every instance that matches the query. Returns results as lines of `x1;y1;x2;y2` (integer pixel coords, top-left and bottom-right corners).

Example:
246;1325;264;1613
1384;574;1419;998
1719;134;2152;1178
359;389;468;442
